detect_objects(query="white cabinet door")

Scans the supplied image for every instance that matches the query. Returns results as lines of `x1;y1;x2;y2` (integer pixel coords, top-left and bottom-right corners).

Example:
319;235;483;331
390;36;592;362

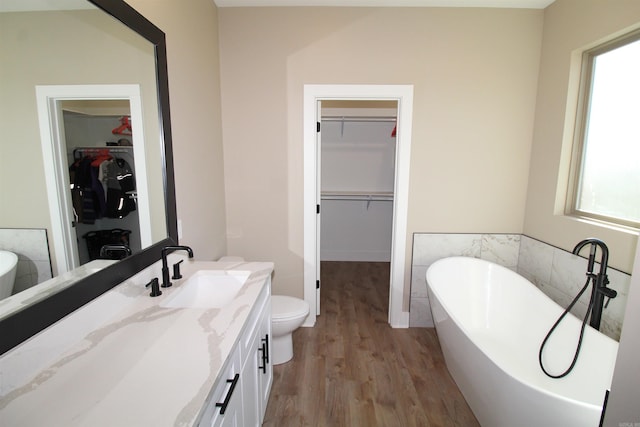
257;302;273;420
240;284;271;427
216;375;242;427
206;346;243;427
241;324;261;427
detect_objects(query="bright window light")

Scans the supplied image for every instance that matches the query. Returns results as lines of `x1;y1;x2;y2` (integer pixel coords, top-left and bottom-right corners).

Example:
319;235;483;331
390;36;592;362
572;35;640;227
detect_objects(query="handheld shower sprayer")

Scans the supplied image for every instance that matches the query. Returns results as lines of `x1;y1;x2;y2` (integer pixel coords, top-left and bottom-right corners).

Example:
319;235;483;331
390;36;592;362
539;238;616;378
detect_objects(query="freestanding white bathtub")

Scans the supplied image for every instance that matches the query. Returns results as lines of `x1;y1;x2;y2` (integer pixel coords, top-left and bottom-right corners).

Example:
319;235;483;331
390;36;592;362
426;256;619;427
0;250;18;300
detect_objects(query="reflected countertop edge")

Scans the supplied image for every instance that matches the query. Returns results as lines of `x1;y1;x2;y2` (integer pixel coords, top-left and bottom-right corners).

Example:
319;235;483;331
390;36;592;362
0;259;118;322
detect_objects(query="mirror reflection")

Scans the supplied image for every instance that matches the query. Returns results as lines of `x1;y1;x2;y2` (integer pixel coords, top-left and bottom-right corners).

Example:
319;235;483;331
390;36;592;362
0;1;168;314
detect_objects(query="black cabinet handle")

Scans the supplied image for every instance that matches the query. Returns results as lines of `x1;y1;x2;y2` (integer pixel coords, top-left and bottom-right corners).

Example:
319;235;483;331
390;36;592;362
263;334;270;364
258;342;267;374
258;334;270;374
215;373;239;415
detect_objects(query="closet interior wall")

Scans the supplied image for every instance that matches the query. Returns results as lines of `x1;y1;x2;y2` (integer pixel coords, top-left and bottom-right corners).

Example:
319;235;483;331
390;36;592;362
320;103;397;262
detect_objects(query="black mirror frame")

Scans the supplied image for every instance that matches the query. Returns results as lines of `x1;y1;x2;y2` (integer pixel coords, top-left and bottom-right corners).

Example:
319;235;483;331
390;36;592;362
0;0;178;355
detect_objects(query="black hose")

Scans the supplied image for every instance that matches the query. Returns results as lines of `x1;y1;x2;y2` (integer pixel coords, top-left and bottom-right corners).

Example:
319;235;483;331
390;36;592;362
538;276;595;379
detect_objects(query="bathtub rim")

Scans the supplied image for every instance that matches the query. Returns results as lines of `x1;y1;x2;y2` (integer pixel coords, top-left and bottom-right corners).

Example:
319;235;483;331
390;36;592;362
426;255;616;412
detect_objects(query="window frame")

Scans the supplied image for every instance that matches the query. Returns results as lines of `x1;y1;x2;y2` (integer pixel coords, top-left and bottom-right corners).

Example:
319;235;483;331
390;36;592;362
566;29;640;230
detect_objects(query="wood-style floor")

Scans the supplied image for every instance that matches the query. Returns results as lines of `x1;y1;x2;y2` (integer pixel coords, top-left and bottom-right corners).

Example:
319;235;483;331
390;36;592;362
263;261;479;427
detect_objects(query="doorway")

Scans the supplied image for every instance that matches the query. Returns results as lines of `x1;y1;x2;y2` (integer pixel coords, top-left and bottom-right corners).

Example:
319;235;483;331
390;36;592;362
320;100;397;263
319;100;397;322
62;101;141;265
36;84;152;276
303;84;414;328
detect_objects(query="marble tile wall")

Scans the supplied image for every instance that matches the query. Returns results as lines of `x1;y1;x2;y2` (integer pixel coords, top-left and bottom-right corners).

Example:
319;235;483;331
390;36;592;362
517;235;630;341
410;233;631;341
0;229;53;293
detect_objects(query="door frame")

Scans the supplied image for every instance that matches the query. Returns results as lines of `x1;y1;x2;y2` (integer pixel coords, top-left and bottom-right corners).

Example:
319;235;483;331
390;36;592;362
303;84;414;328
36;84;152;276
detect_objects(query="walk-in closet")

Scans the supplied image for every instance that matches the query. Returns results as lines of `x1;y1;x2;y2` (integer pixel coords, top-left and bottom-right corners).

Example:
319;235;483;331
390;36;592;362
320;100;398;263
62;100;140;265
320;101;397;304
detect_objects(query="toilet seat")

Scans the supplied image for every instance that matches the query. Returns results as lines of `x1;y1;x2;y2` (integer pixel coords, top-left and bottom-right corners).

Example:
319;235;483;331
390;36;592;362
272;295;309;321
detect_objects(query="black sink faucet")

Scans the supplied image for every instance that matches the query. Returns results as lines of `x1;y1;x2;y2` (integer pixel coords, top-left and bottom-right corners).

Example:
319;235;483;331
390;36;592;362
572;238;616;330
161;245;194;288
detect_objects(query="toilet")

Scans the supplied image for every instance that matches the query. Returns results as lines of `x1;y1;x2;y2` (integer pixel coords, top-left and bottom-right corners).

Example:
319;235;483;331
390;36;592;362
271;295;309;365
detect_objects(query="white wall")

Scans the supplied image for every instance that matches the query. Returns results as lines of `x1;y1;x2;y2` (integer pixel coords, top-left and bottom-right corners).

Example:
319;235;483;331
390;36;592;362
523;0;640;272
218;7;543;297
128;0;227;260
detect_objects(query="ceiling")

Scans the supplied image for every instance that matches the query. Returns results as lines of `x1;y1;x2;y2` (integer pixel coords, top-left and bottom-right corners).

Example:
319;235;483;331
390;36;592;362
0;0;556;12
0;0;93;12
213;0;556;8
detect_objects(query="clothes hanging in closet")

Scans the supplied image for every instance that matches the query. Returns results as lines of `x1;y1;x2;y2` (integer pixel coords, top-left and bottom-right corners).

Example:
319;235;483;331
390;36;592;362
102;157;136;218
69;151;137;224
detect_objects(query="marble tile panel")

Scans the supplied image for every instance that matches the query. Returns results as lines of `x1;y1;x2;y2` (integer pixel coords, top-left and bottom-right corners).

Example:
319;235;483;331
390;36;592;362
480;234;520;268
0;229;50;261
34;260;53;283
518;236;554;285
550;248;592;298
608;268;631;298
411;265;429;298
412;233;481;266
600;316;622;341
516;267;538;287
0;229;51;292
599;270;631;328
409;297;434;327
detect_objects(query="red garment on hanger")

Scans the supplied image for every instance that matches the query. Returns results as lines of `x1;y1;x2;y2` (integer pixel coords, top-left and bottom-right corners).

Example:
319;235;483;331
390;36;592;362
112;116;132;136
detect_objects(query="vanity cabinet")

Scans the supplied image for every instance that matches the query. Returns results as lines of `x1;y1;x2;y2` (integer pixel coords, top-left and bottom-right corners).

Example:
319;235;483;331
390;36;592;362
199;278;272;427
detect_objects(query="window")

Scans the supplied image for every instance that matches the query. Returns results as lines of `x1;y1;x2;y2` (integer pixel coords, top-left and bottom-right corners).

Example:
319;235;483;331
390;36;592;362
568;31;640;228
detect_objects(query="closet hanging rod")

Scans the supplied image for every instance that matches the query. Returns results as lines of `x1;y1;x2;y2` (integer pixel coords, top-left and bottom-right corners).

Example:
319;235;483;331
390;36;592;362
321;115;397;123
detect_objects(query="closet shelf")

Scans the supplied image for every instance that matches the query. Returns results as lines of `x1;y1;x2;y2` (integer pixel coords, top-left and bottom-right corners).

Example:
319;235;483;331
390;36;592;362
321;191;394;202
321;115;397;123
72;146;133;160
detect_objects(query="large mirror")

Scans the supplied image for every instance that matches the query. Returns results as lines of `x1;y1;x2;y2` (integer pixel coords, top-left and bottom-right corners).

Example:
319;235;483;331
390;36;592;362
0;0;178;354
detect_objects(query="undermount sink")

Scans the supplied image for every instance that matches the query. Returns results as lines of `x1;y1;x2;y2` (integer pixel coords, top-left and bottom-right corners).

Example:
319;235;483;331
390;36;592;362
160;270;251;308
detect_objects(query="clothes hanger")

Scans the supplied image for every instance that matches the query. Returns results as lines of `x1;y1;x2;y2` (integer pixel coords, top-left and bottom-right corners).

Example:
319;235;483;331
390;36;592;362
112;116;132;136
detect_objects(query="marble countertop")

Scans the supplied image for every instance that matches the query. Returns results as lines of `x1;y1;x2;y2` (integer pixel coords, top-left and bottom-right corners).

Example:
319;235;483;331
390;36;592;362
0;256;274;427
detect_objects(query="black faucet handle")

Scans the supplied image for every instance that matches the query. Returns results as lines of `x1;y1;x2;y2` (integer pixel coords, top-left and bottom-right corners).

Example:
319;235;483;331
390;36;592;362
172;260;184;280
146;277;162;297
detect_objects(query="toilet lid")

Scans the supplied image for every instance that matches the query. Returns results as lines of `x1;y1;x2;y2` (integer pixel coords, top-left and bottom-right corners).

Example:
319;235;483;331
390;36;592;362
272;295;310;321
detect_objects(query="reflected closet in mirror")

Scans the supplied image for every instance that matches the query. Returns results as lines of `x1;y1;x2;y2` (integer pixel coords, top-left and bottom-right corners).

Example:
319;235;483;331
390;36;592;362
0;0;178;355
